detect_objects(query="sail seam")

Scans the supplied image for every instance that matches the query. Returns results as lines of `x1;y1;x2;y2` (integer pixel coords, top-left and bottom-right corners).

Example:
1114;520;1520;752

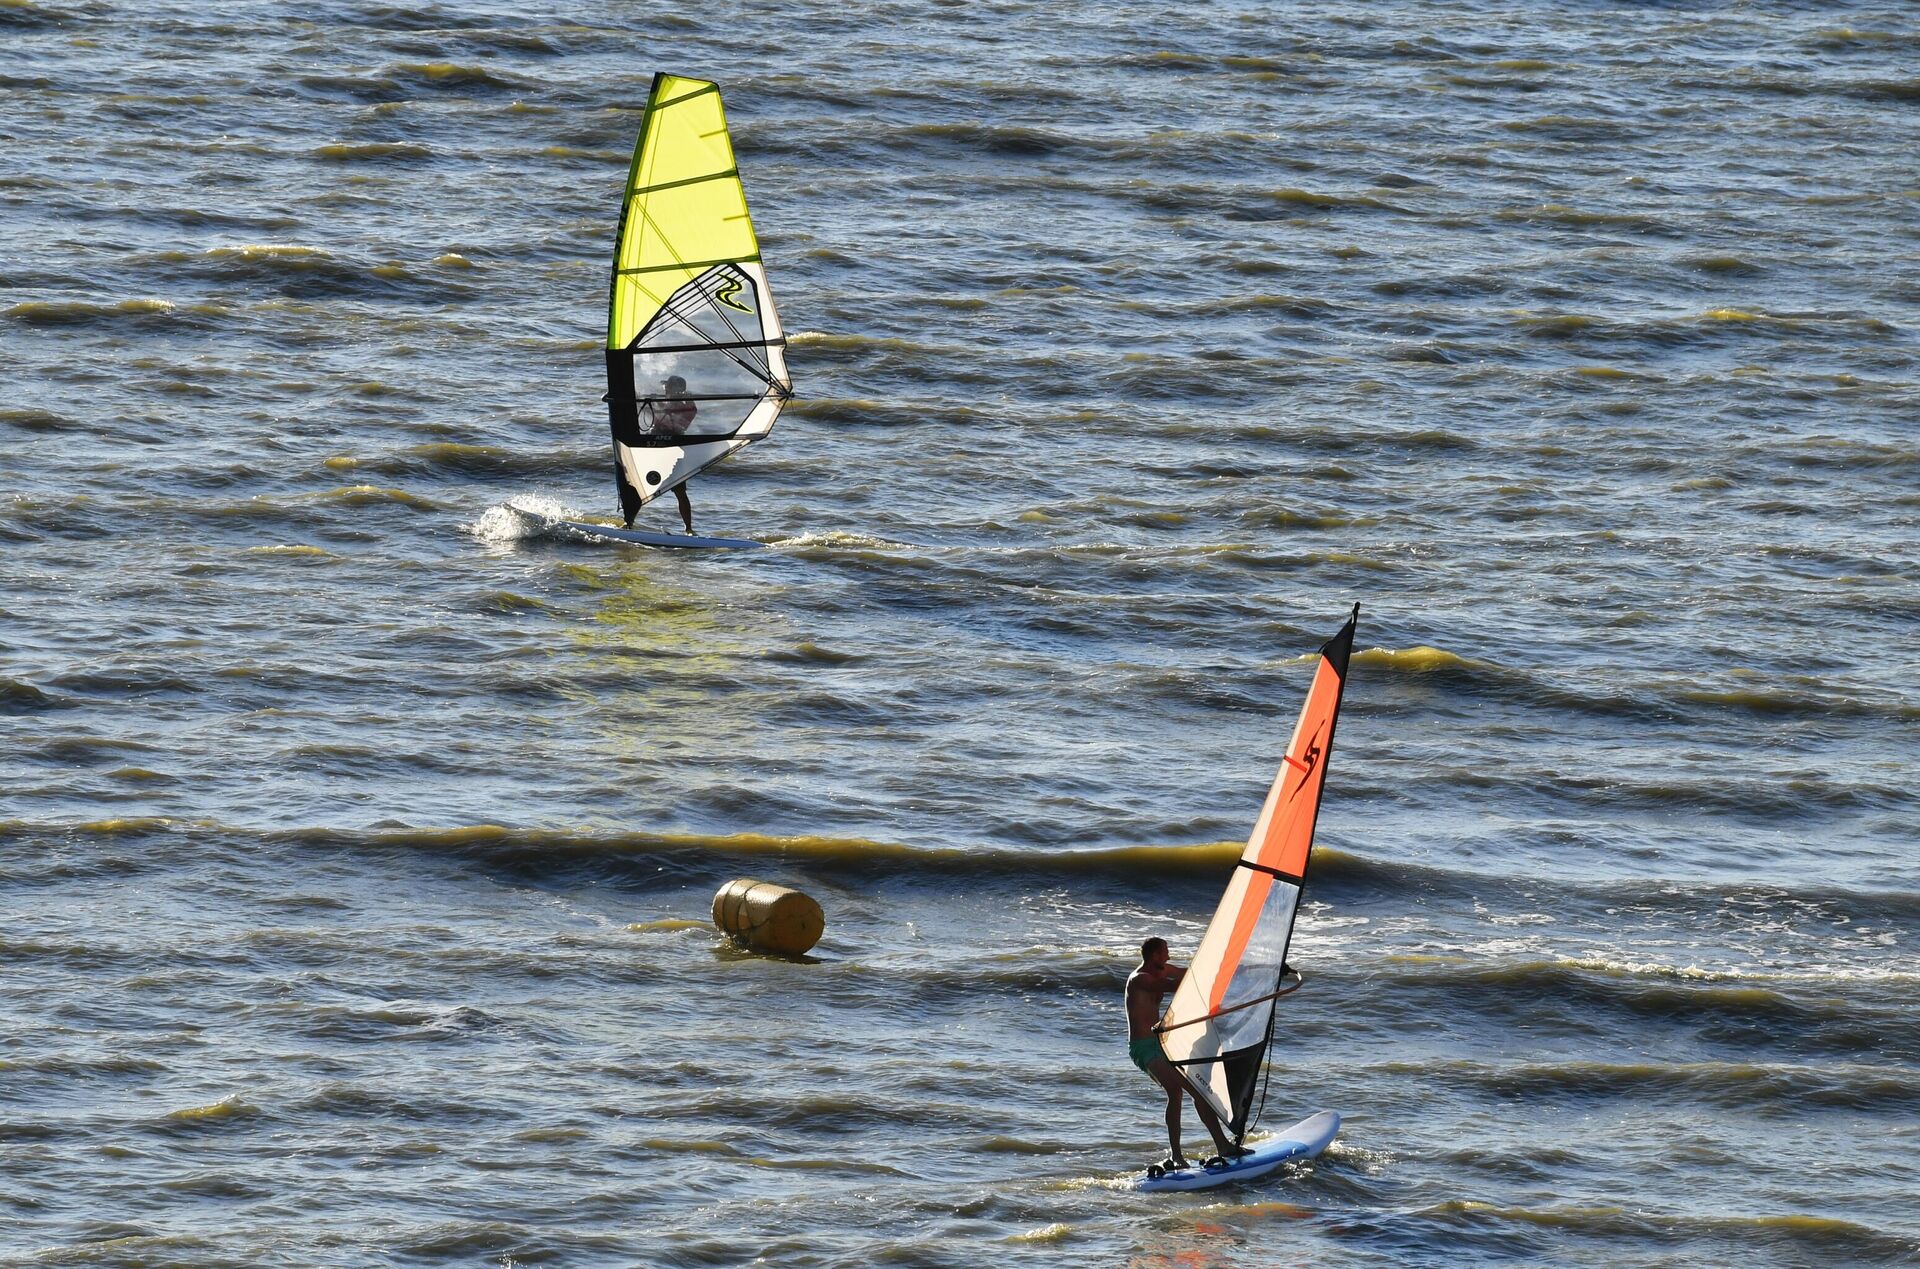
630;167;741;197
1236;859;1305;885
608;393;769;405
656;83;720;111
619;432;760;447
618;254;763;277
628;337;787;355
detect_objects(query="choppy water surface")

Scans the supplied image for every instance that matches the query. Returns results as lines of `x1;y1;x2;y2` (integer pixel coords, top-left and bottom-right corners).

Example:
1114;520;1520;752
4;1;1917;1264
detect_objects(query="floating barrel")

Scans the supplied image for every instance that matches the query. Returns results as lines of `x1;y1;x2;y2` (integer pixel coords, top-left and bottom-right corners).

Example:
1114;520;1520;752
711;878;824;956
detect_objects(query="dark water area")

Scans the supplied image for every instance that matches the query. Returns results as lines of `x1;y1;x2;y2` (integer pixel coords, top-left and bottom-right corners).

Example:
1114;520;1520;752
3;0;1917;1264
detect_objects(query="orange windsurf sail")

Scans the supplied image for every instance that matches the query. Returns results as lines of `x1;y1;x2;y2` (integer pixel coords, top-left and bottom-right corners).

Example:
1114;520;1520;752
1156;604;1358;1140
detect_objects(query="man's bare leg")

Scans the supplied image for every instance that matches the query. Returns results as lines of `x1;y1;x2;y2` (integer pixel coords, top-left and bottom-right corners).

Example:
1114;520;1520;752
1147;1063;1190;1162
1178;1075;1245;1159
1150;1059;1249;1161
673;486;694;534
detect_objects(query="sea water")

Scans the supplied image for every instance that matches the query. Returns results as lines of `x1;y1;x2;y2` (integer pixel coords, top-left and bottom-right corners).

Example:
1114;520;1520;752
3;1;1916;1264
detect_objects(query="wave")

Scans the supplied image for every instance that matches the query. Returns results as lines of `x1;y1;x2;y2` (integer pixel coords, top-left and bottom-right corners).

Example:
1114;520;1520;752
1429;759;1915;822
1224;187;1405;222
291;823;1260;883
1402;1057;1920;1113
342;443;581;481
763;641;868;666
4;1053;166;1080
0;676;75;715
689;1089;971;1136
7;816;1915;927
1676;66;1920;109
1368;955;1920;1062
110;487;448;529
536;143;623;166
1674;684;1920;721
1488;304;1907;350
0;2;72;29
0;816;1249;891
243;544;334;559
146;1095;262;1137
312;141;435;163
137;243;471;303
1843;76;1920;102
1780;440;1918;473
1803;27;1919;51
1351;645;1481;675
0;933;149;973
0;407;86;434
1236;507;1378;531
293;72;408;104
3;297;186;328
383;61;533;93
783;397;988;430
768;529;921;553
311;484;443;511
21;736;158;766
43;668;198;699
895;121;1102;159
1488;199;1672;238
1385;1199;1917;1262
785;331;937;355
1352;645;1920;729
282;1001;510;1045
628;918;706;934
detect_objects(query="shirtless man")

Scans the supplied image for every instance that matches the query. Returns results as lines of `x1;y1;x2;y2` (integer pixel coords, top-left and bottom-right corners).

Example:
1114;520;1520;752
1126;937;1249;1167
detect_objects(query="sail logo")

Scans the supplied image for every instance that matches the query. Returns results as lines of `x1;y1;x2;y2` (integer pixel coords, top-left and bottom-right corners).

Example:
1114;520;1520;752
1282;726;1324;799
713;275;753;313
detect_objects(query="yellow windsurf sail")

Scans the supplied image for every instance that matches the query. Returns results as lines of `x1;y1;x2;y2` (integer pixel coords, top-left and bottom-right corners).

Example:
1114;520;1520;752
604;73;791;524
1157;605;1359;1141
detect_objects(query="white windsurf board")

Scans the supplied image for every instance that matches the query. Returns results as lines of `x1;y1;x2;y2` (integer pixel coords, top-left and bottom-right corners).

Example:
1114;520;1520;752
1135;1110;1340;1193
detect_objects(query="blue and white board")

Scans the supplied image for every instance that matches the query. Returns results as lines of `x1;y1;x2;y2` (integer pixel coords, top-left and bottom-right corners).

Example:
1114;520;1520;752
505;502;762;551
1135;1110;1340;1193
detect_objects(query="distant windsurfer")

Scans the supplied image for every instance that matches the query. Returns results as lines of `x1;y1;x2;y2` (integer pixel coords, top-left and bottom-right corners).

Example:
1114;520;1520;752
1127;937;1250;1167
650;374;698;534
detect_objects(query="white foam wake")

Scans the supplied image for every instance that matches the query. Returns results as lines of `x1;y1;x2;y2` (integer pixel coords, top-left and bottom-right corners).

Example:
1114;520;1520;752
468;494;579;543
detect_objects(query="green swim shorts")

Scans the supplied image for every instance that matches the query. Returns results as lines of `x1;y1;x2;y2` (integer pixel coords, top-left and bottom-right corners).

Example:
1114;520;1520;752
1129;1035;1166;1074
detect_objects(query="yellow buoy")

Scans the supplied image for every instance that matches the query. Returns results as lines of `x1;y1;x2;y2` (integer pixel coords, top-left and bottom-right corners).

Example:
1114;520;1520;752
710;878;824;956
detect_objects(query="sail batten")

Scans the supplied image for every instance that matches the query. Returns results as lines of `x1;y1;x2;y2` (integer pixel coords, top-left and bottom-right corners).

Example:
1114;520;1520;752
628;338;785;356
631;168;741;196
1157;605;1359;1141
616;254;762;277
603;73;790;524
1236;859;1304;884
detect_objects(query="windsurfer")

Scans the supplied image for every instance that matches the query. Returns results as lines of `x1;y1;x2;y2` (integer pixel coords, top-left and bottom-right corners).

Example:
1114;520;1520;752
1127;937;1250;1167
652;374;697;534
